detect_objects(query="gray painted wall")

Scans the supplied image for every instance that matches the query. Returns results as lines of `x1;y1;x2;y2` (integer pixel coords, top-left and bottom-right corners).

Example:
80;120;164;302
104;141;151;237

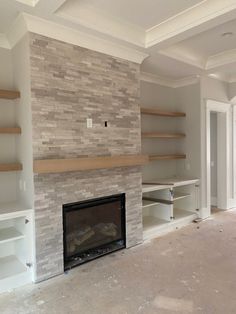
140;81;180;180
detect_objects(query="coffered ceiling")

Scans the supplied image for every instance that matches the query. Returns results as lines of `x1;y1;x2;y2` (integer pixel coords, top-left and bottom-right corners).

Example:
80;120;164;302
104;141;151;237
57;0;204;31
1;0;236;84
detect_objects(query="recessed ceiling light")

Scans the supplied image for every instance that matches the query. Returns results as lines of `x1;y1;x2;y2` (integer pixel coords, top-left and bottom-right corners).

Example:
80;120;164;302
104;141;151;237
208;73;218;78
221;32;233;37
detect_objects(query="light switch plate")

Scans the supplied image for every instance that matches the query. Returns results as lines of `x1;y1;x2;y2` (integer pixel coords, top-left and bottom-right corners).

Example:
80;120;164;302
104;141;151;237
87;118;93;128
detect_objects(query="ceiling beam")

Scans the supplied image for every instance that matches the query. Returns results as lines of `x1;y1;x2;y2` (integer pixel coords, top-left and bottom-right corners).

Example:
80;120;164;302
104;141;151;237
146;0;236;49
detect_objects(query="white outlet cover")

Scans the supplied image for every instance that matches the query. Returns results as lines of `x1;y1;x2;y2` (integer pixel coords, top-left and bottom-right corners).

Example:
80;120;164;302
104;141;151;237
87;118;93;128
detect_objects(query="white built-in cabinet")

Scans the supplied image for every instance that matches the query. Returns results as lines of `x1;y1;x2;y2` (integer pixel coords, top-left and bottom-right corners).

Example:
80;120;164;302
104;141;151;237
142;178;199;240
0;90;34;292
0;206;34;293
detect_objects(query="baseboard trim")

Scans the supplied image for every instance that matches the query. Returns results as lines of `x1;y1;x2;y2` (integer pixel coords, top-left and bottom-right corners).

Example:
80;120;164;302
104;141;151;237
229;198;236;208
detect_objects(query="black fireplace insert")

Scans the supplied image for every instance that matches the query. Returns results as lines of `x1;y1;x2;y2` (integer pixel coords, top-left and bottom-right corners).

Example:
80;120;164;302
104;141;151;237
63;193;126;270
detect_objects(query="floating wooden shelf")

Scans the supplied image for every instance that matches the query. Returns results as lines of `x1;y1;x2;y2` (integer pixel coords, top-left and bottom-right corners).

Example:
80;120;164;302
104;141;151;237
141;108;186;117
33;155;149;174
142;132;185;139
149;154;186;161
0;127;21;134
0;163;23;172
0;90;20;100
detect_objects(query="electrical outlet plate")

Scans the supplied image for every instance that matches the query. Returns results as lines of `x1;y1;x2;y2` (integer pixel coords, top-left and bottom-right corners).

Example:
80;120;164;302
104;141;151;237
87;118;93;128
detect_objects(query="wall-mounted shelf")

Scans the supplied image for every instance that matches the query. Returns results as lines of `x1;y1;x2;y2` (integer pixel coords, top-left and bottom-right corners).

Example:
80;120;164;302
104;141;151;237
149;154;186;161
142;132;185;139
0;127;21;134
0;163;23;172
0;90;20;100
141;108;186;117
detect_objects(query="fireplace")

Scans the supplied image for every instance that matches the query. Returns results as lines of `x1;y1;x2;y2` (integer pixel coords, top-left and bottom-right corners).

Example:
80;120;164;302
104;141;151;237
63;194;126;270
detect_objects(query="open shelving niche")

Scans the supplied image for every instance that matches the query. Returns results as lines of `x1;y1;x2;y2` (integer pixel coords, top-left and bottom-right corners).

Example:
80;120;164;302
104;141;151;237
140;105;200;240
0;90;34;293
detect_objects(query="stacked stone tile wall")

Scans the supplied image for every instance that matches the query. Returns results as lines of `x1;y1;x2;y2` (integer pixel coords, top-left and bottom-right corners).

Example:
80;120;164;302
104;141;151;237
30;33;143;282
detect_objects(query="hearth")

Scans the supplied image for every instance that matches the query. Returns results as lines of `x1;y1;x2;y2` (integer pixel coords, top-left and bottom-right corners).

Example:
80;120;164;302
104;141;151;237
63;194;126;270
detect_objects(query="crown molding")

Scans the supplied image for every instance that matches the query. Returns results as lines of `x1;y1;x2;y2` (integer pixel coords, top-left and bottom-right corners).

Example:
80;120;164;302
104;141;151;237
0;34;10;49
56;3;145;47
140;71;199;88
146;0;236;48
7;13;149;64
206;49;236;70
159;47;205;69
15;0;40;6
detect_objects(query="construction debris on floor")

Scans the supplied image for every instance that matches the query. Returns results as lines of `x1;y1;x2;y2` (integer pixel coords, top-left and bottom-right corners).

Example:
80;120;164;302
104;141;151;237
1;210;236;314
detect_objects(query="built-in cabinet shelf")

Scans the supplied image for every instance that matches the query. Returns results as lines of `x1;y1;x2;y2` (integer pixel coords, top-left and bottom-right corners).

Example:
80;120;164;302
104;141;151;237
0;227;24;244
0;127;21;134
0;208;34;293
0;89;20;99
141;107;186;117
142;178;199;240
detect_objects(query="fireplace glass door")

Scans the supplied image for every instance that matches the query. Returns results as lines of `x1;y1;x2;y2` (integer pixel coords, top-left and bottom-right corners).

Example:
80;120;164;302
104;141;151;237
63;194;126;269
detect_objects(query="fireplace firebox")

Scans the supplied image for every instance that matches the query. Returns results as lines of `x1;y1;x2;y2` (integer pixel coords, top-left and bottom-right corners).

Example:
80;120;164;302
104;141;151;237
63;194;126;270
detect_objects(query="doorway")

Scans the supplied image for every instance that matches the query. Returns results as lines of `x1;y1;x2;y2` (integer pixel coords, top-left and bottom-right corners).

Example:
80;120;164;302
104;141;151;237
210;112;219;213
205;100;231;217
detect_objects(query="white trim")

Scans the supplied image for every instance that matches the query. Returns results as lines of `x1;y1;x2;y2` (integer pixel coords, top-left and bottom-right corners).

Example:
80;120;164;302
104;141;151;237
146;0;236;48
202;100;232;217
7;13;149;64
206;48;236;70
15;0;40;6
56;3;145;47
140;71;199;88
159;48;205;70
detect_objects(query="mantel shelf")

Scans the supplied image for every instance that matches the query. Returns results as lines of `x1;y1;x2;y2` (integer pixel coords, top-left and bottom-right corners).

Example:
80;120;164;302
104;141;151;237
142;132;185;139
0;127;21;134
0;90;20;99
141;108;186;117
33;155;149;174
149;154;186;161
0;163;23;172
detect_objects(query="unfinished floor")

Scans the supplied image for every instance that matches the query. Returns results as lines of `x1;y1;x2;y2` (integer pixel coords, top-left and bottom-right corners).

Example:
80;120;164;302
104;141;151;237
1;210;236;314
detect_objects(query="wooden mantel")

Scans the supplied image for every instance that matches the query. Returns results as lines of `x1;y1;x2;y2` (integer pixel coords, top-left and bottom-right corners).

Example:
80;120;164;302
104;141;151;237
33;155;149;174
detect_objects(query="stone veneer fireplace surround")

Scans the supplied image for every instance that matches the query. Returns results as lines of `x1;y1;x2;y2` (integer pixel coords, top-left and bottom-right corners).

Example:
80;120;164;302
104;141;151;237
30;32;143;282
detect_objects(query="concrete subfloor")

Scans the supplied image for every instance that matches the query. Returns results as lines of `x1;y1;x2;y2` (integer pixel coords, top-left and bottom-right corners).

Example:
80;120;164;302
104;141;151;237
1;210;236;314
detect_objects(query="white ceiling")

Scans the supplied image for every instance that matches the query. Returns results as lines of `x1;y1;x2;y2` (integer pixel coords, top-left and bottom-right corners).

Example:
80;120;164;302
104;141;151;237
1;0;236;85
58;0;204;30
166;19;236;62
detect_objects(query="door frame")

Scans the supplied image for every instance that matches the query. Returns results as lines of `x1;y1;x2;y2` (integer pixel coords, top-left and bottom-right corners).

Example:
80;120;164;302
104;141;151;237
204;99;231;216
